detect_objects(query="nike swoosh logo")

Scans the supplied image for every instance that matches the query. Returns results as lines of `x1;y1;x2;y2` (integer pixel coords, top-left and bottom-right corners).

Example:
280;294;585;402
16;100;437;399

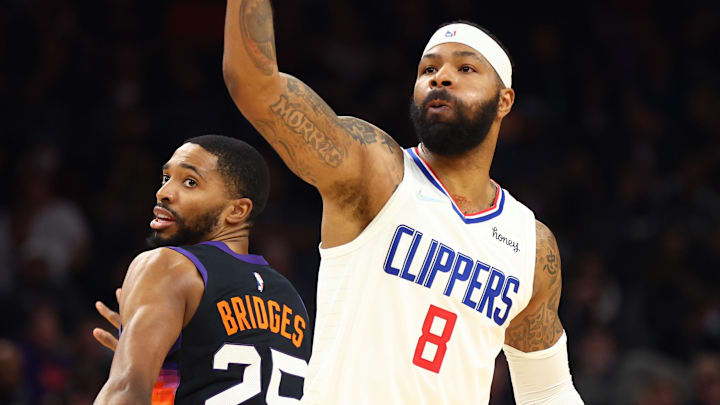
416;189;446;203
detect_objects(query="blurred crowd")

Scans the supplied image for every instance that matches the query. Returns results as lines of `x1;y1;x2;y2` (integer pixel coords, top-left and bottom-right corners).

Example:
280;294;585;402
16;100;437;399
1;0;719;404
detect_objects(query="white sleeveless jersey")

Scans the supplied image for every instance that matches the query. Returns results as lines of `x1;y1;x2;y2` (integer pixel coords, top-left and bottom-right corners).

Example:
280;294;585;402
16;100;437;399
302;147;537;404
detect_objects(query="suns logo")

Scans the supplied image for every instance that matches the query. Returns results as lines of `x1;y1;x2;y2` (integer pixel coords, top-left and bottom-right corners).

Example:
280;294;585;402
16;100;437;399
253;272;264;292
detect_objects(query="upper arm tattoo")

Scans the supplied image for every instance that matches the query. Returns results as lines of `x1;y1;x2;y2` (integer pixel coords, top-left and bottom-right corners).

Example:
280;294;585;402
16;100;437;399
269;94;345;167
338;117;402;155
252;119;319;185
239;0;277;76
285;76;399;151
259;75;401;173
505;221;564;352
340;118;378;145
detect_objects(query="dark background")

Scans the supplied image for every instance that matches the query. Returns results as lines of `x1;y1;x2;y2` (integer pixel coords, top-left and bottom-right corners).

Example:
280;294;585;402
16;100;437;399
1;0;719;404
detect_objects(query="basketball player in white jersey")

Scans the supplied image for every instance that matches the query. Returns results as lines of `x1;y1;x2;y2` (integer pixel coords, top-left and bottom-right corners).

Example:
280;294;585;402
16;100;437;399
223;1;584;403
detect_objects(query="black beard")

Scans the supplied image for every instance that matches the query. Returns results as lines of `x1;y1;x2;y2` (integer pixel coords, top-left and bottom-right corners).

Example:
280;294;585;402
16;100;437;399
409;89;499;156
146;204;223;248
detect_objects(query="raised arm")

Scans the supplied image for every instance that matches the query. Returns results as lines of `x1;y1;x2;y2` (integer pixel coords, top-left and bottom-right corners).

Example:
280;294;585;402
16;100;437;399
94;249;203;405
223;0;403;242
502;221;583;404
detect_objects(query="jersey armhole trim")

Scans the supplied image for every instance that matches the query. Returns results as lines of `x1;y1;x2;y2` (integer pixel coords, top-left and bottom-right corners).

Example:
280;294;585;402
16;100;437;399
168;247;208;286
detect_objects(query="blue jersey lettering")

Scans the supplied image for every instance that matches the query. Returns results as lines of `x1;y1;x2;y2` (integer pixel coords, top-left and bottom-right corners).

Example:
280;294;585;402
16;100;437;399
423;244;455;288
494;277;519;325
383;225;415;276
462;261;490;309
415;239;438;285
444;253;473;297
400;231;423;282
477;269;505;319
383;225;521;326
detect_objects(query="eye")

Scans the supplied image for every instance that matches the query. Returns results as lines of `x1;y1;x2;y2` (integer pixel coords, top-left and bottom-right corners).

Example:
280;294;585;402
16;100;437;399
184;178;197;187
422;66;437;74
161;174;170;185
460;65;476;73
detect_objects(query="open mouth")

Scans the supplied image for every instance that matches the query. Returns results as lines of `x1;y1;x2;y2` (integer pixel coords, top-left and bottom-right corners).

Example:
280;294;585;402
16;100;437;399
426;99;453;112
150;206;176;230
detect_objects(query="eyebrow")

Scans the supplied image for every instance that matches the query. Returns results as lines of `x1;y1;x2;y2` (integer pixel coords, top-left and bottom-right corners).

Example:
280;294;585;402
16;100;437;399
162;162;205;179
421;51;485;64
453;50;485;63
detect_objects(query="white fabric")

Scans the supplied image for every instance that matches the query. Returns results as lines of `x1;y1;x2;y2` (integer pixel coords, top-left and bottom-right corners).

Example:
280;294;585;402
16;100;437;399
423;23;512;88
503;332;584;404
302;148;537;404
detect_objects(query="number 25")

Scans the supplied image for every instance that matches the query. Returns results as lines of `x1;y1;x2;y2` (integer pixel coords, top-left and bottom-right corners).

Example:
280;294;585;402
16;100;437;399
207;344;307;404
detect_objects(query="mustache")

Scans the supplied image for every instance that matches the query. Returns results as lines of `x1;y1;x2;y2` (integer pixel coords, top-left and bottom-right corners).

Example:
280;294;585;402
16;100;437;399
156;202;181;220
420;89;458;110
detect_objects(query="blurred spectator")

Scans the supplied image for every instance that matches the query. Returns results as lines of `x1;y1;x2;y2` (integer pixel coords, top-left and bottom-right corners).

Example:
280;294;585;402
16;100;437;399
613;350;690;405
12;145;90;289
574;326;618;405
21;303;70;404
692;353;720;405
0;339;28;405
1;0;719;402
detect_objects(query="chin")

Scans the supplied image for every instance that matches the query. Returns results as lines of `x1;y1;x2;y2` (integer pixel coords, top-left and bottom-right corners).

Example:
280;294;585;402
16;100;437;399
425;110;457;122
146;232;175;248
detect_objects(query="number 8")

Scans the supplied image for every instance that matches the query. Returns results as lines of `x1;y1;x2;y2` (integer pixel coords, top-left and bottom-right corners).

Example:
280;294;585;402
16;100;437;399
412;305;457;373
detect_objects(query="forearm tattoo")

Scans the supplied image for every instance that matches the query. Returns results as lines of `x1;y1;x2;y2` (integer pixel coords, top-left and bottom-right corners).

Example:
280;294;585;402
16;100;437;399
239;0;276;76
269;94;344;167
505;221;564;352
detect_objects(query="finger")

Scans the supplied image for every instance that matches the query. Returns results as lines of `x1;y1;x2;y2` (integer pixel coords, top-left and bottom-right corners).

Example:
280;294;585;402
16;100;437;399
95;301;121;329
92;328;118;352
95;301;121;327
115;288;122;304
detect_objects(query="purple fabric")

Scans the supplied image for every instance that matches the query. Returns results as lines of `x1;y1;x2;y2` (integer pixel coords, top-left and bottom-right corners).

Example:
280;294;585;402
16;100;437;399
167;333;182;355
200;241;269;265
168;247;208;286
161;361;179;371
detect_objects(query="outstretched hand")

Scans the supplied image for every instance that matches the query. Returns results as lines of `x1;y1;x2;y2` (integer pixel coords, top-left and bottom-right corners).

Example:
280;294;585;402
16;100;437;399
93;288;121;351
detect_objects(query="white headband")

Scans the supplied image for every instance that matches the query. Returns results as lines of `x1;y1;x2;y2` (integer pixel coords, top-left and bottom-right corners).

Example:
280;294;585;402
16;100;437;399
422;23;512;88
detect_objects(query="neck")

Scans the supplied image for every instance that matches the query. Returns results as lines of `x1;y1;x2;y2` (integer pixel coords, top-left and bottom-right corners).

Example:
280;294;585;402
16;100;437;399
418;127;499;214
209;227;251;254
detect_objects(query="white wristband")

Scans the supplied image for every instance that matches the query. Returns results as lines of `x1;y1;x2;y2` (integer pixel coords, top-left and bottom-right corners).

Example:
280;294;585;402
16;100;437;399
503;331;584;404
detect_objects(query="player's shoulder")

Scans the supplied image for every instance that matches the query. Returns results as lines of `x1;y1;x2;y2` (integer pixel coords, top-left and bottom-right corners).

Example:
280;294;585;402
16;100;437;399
336;115;403;162
336;115;390;139
535;220;557;249
127;247;197;278
531;220;561;294
534;220;560;265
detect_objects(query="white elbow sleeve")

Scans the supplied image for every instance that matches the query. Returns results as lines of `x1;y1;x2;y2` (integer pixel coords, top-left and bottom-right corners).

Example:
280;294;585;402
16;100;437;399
503;332;584;405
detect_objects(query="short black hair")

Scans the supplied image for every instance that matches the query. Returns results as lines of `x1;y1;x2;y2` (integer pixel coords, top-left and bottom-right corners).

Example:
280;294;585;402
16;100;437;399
436;20;515;87
184;135;270;224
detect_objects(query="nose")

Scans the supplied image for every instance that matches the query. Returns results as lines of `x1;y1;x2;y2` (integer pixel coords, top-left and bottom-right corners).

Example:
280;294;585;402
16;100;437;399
430;65;453;89
156;181;175;204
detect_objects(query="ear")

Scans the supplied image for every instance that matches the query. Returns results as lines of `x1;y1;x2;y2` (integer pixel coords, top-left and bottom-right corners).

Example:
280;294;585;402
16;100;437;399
496;87;515;119
225;197;254;225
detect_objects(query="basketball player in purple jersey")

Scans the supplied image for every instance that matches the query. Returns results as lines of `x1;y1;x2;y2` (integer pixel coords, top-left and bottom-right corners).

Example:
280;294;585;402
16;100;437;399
93;136;311;405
